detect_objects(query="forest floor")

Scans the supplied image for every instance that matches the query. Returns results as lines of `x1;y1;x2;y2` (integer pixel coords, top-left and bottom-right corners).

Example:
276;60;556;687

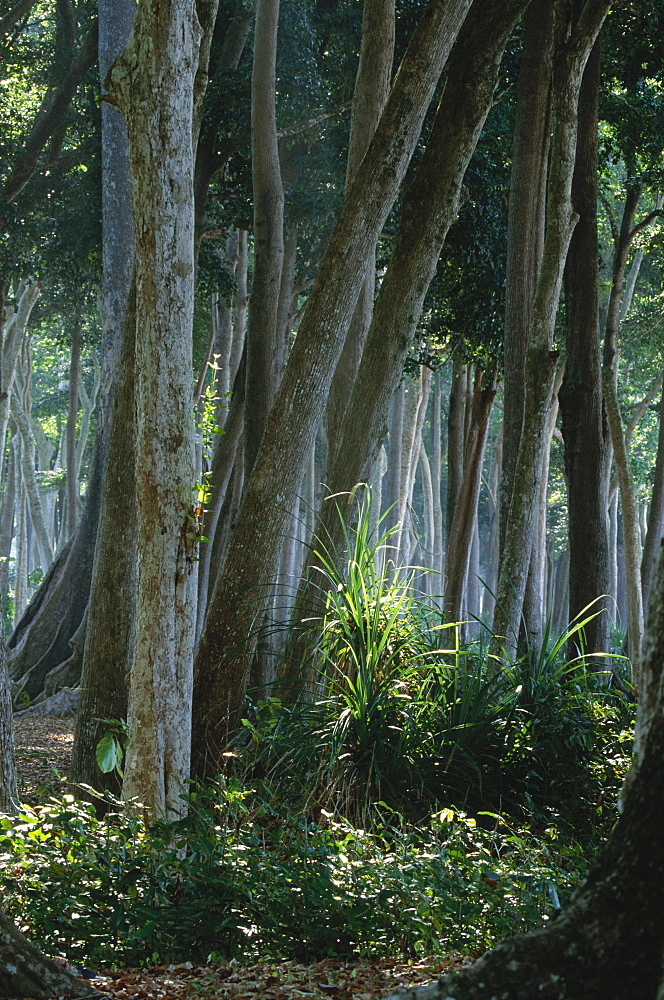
12;715;471;1000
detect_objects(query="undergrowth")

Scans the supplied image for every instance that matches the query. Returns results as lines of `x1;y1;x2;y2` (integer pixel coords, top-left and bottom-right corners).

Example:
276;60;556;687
0;790;587;968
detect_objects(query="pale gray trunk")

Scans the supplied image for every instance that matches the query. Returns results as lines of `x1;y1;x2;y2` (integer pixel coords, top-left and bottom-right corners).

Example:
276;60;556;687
419;440;435;592
11;371;54;570
483;423;502;626
0;429;16;603
431;375;445;583
0;279;40;484
109;0;206;816
642;379;664;610
446;358;468;547
13;472;28;628
608;487;619;619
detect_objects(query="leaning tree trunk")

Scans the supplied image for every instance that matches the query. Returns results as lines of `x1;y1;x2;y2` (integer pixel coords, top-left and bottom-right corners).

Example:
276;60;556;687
326;0;395;464
107;0;214;817
490;0;612;663
275;0;529;699
191;0;476;773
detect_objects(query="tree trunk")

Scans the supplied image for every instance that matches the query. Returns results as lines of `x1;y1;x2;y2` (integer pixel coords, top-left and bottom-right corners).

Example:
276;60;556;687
274;0;528;698
192;0;476;771
559;35;610;659
446;359;467;548
0;279;40;479
490;0;612;662
641;379;664;610
445;370;496;621
108;0;209;816
244;0;284;476
69;285;136;799
65;319;81;540
431;375;445;584
0;637;17;813
327;0;395;464
0;908;103;999
499;0;552;555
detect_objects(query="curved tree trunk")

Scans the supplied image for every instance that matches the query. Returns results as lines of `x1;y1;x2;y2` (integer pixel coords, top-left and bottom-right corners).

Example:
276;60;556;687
192;0;476;773
0;637;17;813
275;0;528;698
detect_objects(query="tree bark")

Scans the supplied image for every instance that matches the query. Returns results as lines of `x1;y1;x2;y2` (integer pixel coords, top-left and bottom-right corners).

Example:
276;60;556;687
0;909;103;999
0;637;17;813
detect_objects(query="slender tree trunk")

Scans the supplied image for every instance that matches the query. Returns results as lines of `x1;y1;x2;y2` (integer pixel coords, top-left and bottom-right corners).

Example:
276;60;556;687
0;280;40;480
431;375;445;585
0;637;17;812
641;379;664;610
192;0;477;771
446;359;467;548
65;320;81;540
11;369;54;570
499;0;552;555
445;370;496;621
327;0;395;464
0;428;16;605
244;0;284;476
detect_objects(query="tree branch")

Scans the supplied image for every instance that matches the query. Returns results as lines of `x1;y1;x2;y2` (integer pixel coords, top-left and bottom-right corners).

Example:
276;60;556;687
0;0;37;37
3;17;99;205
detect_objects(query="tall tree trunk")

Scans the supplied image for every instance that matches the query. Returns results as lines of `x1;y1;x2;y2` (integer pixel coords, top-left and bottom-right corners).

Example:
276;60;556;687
275;0;528;698
0;637;17;812
559;35;610;658
446;359;468;548
11;367;54;571
641;379;664;610
0;279;40;478
65;319;81;540
244;0;284;476
327;0;395;464
499;0;553;554
600;183;661;670
431;375;445;584
490;0;612;663
108;0;210;816
445;370;496;622
192;0;477;772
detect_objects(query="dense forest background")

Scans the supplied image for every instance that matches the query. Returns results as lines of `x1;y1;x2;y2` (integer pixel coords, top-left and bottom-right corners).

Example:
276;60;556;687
2;0;664;997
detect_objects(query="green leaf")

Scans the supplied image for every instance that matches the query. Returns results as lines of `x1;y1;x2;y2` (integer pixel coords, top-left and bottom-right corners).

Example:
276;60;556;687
96;732;120;774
